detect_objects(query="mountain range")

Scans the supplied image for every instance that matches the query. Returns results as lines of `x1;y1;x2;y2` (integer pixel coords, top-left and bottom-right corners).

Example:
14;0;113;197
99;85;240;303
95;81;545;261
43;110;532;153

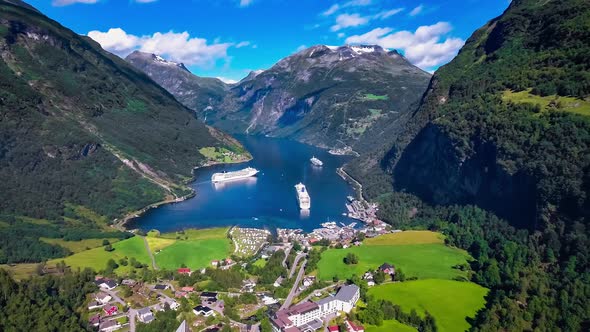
126;45;432;150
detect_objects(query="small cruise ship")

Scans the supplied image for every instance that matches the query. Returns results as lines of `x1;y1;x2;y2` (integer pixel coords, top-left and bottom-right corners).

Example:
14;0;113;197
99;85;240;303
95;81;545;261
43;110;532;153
295;182;311;210
211;167;259;183
310;156;323;167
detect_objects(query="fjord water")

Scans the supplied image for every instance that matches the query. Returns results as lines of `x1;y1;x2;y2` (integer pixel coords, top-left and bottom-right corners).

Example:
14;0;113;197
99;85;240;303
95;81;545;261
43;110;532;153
129;136;356;232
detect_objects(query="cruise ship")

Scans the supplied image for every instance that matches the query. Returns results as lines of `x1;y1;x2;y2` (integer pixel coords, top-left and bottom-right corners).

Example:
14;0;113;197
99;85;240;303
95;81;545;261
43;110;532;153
310;156;323;167
211;167;259;183
295;183;311;210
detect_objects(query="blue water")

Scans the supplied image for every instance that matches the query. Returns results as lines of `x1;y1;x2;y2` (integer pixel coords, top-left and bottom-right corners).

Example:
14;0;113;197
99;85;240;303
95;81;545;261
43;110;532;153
129;136;356;232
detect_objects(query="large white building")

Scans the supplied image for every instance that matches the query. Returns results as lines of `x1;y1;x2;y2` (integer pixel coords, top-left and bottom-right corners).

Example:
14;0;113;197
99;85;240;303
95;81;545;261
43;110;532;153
271;284;360;332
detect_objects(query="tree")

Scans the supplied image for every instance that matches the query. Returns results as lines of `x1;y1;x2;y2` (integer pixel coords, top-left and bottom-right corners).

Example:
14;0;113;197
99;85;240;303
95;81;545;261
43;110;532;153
260;318;272;332
373;270;386;284
104;244;114;252
102;239;110;246
344;253;359;265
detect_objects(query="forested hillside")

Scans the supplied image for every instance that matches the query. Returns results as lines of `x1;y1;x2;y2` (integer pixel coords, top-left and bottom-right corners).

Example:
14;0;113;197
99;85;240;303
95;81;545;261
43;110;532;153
0;0;239;263
366;0;590;330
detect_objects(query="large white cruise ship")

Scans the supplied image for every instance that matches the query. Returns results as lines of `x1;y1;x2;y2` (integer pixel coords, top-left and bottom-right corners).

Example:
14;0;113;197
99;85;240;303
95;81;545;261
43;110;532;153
310;156;323;167
211;167;259;183
295;183;311;210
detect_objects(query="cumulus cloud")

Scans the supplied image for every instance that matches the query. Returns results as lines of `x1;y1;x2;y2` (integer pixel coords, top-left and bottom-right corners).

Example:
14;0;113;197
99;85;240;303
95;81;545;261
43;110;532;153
373;8;404;20
331;13;369;31
87;28;232;67
409;4;424;16
322;0;372;16
345;22;464;70
52;0;98;6
235;41;251;48
239;0;254;7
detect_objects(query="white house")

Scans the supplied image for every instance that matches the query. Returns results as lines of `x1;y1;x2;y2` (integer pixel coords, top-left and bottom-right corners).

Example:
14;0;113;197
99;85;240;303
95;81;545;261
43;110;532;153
99;320;122;332
95;292;112;305
137;307;154;324
193;305;215;317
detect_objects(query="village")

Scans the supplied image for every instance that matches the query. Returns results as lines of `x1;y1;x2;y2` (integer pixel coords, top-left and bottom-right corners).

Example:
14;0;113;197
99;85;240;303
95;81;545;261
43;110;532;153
86;215;400;332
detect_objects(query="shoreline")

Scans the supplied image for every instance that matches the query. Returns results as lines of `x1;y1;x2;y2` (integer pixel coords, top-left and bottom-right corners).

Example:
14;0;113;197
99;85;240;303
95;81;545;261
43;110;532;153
336;167;367;205
114;155;253;232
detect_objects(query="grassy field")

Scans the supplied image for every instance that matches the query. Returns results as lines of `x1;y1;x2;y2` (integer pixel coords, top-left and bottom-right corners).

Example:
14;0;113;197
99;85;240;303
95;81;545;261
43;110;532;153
362;93;389;101
40;237;121;253
145;234;175;253
365;320;417;332
48;236;150;274
368;280;488;332
0;263;40;280
363;231;444;246
317;231;468;281
153;227;232;270
502;89;590;116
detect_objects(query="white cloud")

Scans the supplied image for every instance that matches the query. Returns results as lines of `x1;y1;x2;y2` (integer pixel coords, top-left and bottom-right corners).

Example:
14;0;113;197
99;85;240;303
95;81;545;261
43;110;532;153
87;28;232;67
52;0;98;6
321;0;372;16
330;13;369;31
239;0;254;7
345;22;464;70
409;4;424;16
373;8;404;20
235;41;251;48
337;32;345;38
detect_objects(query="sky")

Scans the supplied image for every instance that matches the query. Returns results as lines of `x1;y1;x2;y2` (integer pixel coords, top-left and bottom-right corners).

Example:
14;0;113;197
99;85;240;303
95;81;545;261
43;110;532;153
29;0;509;83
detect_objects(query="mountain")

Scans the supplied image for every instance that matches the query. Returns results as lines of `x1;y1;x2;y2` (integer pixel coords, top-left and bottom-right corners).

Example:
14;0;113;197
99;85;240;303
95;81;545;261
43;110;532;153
369;0;589;329
128;45;431;150
0;0;241;263
125;51;228;113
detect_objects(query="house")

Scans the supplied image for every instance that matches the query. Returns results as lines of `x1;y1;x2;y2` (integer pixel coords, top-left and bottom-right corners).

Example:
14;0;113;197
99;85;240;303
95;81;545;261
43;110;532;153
200;292;218;301
367;281;375;287
378;263;395;275
154;284;168;290
103;305;118;316
224;258;233;265
88;301;104;310
328;326;340;332
99;320;122;332
181;286;195;292
345;320;364;332
175;291;188;298
211;260;219;267
164;298;181;310
362;272;374;281
177;268;191;275
95;278;118;290
89;314;101;327
137;307;154;324
193;305;215;317
96;292;112;304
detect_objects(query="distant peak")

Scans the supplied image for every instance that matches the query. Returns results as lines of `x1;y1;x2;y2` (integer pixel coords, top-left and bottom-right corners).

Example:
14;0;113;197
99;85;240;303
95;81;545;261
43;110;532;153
126;51;190;73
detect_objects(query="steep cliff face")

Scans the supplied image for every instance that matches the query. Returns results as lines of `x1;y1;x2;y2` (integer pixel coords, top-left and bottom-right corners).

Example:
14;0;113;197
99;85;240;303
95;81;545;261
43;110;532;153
388;0;590;228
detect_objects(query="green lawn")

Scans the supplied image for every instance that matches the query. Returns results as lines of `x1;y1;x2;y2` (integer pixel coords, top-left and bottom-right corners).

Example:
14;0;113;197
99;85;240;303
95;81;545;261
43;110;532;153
363;231;444;246
155;238;232;270
502;89;590;116
368;280;489;332
49;236;150;274
365;319;417;332
362;93;389;101
317;243;469;281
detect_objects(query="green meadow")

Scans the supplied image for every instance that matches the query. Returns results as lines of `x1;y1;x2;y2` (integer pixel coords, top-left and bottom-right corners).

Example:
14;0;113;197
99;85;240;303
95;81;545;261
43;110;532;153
365;319;417;332
49;236;150;274
316;231;469;281
368;280;489;332
502;89;590;116
152;227;232;270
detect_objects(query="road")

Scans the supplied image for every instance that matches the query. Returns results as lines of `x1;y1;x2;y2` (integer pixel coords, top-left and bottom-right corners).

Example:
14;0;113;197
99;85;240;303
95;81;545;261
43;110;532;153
142;236;158;270
288;253;306;279
281;246;291;268
280;259;307;310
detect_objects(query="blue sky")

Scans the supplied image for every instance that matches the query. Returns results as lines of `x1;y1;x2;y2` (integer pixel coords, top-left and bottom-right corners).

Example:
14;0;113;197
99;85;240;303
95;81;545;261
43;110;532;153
30;0;509;82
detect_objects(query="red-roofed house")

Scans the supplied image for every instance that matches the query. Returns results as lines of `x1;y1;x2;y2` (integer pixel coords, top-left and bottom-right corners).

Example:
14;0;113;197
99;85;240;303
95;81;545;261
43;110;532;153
328;326;340;332
181;286;194;292
346;320;364;332
103;306;118;316
177;268;191;275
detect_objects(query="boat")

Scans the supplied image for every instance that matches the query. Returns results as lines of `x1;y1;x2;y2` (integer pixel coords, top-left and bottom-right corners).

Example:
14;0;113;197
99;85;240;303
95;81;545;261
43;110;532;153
295;183;311;210
310;156;323;167
211;167;259;183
